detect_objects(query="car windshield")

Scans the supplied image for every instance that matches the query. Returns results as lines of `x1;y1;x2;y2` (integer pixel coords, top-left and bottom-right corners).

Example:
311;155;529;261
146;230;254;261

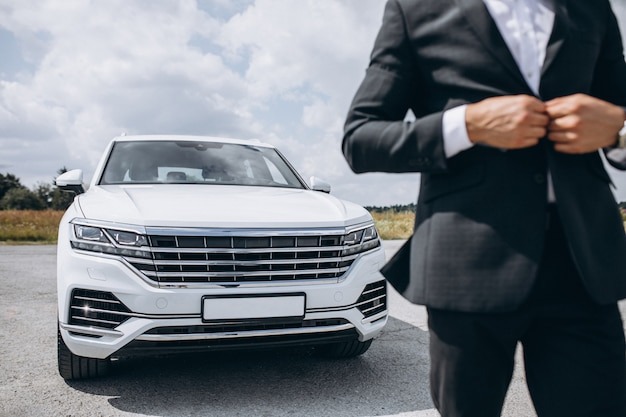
99;140;306;189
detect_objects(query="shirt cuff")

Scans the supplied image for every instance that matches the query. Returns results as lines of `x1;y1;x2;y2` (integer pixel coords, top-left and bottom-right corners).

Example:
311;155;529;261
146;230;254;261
442;105;474;158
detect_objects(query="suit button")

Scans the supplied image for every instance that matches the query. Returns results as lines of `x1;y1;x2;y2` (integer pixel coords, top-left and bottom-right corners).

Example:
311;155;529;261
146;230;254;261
533;173;546;184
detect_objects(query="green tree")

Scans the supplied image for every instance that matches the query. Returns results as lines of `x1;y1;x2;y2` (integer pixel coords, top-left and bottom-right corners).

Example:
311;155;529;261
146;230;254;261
0;187;45;210
0;173;24;200
34;182;54;208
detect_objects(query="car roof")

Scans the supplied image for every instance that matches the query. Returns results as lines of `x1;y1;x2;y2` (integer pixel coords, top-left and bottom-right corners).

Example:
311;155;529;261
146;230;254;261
111;134;274;149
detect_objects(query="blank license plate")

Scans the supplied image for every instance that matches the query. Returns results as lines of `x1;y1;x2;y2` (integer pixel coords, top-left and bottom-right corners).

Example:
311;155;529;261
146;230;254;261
202;294;305;321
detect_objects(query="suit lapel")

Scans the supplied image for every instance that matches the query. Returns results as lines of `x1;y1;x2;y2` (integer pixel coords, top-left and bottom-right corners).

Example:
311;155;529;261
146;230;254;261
454;0;527;88
541;0;569;78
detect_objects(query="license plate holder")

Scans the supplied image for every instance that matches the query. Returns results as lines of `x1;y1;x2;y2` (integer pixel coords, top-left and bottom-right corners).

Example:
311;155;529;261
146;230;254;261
201;293;306;322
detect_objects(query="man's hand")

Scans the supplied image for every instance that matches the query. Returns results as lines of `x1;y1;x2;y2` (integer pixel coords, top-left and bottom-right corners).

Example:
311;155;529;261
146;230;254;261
466;95;549;149
546;94;626;154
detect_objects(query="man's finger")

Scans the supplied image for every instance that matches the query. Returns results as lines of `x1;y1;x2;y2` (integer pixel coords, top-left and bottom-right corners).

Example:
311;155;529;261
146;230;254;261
548;115;578;131
527;112;550;127
548;131;577;143
545;97;577;119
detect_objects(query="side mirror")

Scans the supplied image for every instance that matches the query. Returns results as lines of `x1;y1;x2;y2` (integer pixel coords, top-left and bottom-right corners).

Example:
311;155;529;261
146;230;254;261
55;169;85;195
310;176;331;193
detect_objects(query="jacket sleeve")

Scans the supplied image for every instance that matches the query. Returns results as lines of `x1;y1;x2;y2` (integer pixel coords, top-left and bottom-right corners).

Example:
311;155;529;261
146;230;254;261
342;0;448;174
594;3;626;170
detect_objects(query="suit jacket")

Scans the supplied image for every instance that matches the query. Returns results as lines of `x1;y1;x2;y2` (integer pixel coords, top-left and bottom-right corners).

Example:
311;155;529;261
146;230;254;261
343;0;626;312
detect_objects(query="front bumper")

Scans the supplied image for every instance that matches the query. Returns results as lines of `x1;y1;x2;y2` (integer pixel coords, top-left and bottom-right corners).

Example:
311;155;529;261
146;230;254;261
58;240;388;359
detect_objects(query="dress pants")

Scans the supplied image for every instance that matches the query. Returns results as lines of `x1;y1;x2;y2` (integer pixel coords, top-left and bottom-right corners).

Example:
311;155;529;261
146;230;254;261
427;207;626;417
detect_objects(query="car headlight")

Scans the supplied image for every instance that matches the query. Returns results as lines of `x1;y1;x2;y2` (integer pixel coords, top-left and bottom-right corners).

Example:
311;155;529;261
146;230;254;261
71;223;151;259
74;225;108;243
108;230;148;247
342;224;380;256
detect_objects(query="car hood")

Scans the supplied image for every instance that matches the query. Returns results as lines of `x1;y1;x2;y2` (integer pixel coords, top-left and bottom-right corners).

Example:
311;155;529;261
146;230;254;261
74;185;371;229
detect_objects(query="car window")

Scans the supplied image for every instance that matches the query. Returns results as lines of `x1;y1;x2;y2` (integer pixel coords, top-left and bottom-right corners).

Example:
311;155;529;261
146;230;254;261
99;141;305;189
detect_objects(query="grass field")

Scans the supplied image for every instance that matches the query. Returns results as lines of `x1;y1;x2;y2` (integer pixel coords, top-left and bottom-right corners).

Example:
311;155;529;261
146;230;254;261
0;210;64;244
0;210;414;243
370;210;414;240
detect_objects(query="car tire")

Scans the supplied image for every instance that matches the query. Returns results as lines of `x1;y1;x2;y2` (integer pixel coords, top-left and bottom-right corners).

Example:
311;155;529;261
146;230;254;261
57;326;110;380
315;339;373;358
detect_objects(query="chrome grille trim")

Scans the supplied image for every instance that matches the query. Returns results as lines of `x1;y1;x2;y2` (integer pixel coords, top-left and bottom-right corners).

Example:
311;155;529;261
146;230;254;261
356;280;387;319
355;294;386;310
146;245;347;254
144;251;358;265
305;283;389;315
68;289;132;329
362;310;387;325
125;258;155;265
61;323;123;338
70;315;120;326
156;278;341;289
135;323;355;342
142;267;349;279
74;295;121;305
71;306;137;318
360;302;386;315
144;226;348;236
124;229;380;285
70;306;201;321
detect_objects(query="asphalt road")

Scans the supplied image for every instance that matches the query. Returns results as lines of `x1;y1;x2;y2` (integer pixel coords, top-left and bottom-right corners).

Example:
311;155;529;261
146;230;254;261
1;243;624;417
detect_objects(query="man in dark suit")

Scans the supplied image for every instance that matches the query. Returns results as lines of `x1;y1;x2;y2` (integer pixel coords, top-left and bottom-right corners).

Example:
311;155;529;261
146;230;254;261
343;1;626;416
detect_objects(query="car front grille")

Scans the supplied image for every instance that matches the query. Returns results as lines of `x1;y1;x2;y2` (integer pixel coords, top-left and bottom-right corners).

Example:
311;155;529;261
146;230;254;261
126;234;379;284
68;289;132;329
356;280;387;319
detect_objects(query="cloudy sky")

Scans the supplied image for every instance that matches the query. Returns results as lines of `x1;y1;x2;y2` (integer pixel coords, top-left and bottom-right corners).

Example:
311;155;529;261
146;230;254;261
2;0;626;207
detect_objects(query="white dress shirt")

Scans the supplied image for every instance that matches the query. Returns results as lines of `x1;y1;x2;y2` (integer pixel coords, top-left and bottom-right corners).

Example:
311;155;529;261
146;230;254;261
442;0;556;199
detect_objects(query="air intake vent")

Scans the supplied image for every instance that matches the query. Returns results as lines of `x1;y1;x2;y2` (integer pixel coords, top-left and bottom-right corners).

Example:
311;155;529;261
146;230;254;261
68;289;132;329
356;281;387;318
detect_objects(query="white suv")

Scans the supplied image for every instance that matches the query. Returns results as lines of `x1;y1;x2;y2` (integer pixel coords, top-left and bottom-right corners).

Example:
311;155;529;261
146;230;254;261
56;135;387;379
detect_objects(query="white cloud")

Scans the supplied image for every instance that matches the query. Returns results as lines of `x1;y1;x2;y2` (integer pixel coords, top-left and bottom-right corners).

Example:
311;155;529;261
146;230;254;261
3;0;626;206
1;0;626;207
217;0;382;110
0;0;265;182
0;0;404;205
213;0;402;204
